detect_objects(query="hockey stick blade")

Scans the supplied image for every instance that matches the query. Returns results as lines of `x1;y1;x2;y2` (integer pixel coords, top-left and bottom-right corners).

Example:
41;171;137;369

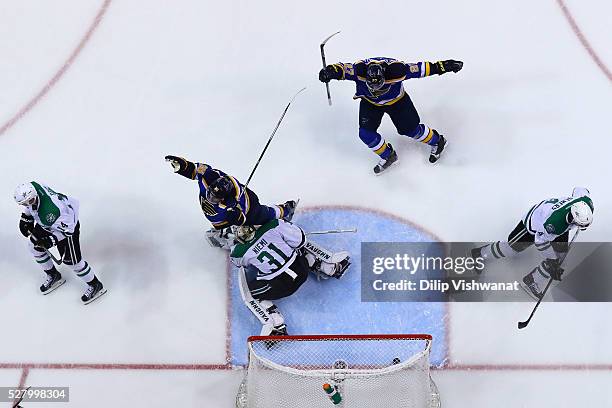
320;31;340;106
320;30;341;47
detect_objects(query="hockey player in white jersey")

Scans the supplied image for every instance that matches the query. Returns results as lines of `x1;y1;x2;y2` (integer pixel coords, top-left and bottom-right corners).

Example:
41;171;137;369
14;182;106;304
472;187;593;299
230;219;350;336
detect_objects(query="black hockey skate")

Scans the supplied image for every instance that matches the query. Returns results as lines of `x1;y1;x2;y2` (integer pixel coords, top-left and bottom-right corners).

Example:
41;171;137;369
429;135;447;163
373;145;399;175
332;257;351;279
520;271;543;300
40;269;65;295
280;200;297;222
81;277;107;304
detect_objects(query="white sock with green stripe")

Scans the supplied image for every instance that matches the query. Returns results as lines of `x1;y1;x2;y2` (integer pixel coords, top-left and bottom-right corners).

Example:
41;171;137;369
29;244;54;271
73;260;95;283
481;241;519;260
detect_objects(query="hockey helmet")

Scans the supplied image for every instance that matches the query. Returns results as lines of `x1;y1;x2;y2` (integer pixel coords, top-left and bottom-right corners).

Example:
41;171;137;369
235;225;257;243
14;182;38;206
365;63;386;91
206;176;235;204
570;201;593;228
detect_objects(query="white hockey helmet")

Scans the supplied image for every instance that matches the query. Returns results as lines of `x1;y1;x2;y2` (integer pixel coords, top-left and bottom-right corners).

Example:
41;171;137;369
235;225;257;243
570;201;593;228
13;182;38;206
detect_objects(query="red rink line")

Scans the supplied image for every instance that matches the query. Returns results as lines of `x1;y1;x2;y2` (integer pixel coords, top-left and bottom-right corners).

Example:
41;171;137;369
556;0;611;82
0;363;231;370
0;0;112;137
3;362;611;372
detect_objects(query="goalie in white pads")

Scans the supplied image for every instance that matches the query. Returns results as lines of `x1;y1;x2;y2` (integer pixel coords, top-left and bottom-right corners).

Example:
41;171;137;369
230;219;350;336
472;187;593;299
14;182;106;304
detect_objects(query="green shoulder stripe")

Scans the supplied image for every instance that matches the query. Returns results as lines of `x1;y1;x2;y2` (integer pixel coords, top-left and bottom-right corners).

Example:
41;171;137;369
31;182;60;227
231;219;279;258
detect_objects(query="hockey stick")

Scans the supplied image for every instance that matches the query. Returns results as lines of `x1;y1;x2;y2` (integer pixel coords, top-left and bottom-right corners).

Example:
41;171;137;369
306;228;356;235
11;386;31;408
243;87;306;191
517;229;580;329
320;31;340;106
45;248;62;265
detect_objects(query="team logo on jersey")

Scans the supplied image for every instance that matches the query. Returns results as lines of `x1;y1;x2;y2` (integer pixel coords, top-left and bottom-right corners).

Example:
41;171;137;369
46;213;56;223
545;223;555;233
409;64;419;73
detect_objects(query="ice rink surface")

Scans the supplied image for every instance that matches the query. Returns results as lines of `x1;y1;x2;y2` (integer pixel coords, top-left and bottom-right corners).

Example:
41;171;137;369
0;0;611;406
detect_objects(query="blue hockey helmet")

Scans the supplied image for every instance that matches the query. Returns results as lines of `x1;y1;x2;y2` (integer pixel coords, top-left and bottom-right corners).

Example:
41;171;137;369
365;63;386;91
206;176;235;204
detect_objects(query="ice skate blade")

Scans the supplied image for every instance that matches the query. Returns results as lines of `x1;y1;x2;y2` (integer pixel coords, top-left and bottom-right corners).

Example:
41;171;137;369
41;278;66;295
429;140;448;165
82;288;108;305
374;158;400;177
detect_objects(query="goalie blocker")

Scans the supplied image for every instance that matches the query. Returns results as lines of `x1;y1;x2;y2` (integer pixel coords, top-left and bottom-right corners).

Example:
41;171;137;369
230;219;350;335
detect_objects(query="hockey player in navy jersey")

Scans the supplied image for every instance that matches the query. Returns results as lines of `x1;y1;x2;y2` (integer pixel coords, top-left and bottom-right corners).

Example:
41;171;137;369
319;57;463;174
165;155;297;248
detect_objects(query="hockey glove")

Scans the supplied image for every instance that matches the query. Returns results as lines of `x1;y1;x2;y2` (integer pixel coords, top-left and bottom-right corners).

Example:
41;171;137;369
19;214;34;237
318;65;343;83
30;233;58;250
164;155;187;173
541;258;564;281
225;206;246;227
433;59;463;75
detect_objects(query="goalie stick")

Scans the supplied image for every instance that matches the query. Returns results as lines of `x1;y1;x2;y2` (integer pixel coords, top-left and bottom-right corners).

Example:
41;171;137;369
517;228;580;329
306;228;356;236
320;31;340;106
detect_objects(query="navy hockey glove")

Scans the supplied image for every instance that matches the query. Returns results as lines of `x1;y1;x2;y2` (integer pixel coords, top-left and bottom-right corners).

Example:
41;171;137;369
541;258;564;281
225;206;246;227
433;60;463;75
318;65;343;83
30;233;58;250
19;214;34;237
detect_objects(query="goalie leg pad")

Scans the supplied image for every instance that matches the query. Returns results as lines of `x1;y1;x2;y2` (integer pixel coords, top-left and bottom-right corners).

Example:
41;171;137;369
303;240;351;279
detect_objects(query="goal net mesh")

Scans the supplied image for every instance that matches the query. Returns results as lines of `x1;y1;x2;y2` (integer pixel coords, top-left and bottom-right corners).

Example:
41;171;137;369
237;334;440;408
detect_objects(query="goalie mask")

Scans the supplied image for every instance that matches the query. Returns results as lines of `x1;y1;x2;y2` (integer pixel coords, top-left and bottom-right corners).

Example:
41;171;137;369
235;225;257;243
365;63;386;91
569;201;593;228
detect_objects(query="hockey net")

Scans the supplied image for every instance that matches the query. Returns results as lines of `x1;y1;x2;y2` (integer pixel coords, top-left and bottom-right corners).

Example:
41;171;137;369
236;334;440;408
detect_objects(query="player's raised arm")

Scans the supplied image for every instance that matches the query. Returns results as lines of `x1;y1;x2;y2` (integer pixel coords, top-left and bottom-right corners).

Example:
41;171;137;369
164;155;198;179
401;59;463;80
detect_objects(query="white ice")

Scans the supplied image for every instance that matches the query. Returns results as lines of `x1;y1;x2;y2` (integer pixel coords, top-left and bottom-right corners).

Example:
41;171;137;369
0;0;611;406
